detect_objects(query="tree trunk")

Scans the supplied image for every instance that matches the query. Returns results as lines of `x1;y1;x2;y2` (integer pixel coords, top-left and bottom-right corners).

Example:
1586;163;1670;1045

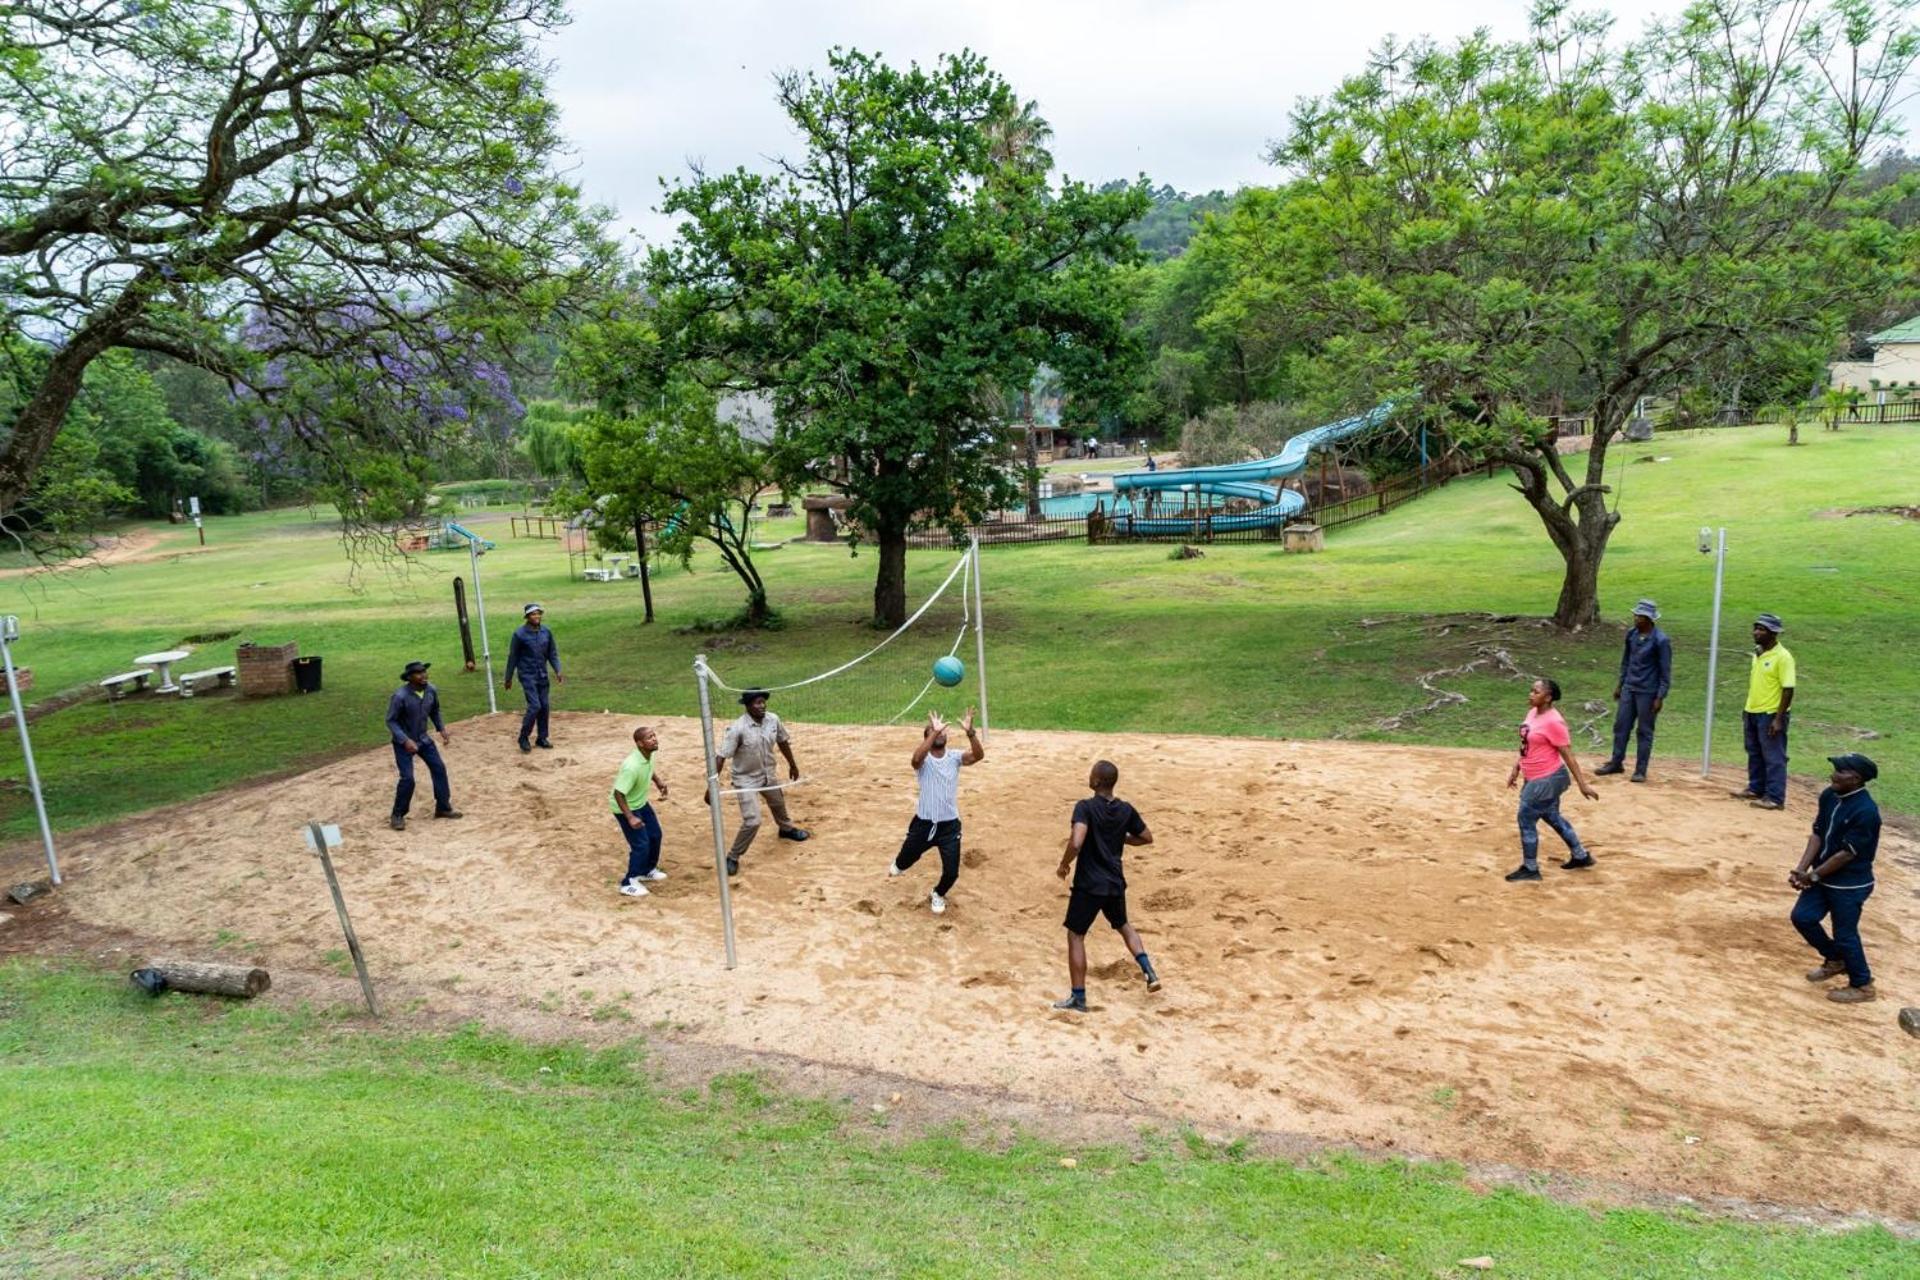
873;523;908;627
0;280;150;512
1551;538;1606;630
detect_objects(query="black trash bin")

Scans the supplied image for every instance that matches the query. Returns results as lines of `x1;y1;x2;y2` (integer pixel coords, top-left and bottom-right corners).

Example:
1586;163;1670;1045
293;656;323;693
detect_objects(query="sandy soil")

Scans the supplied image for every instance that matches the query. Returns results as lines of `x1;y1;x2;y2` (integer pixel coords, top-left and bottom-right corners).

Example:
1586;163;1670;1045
0;529;215;578
19;713;1919;1217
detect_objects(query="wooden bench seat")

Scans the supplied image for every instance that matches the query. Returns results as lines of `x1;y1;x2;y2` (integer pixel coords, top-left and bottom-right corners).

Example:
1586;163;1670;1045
175;666;238;697
100;669;154;699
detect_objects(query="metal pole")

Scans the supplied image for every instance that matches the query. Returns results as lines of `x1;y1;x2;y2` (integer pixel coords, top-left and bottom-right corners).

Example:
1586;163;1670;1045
969;539;990;743
0;627;59;884
308;821;377;1016
1701;528;1727;778
694;655;739;969
467;537;497;714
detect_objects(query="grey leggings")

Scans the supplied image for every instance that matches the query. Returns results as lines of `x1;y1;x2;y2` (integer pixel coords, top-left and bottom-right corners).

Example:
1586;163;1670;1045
1517;767;1587;869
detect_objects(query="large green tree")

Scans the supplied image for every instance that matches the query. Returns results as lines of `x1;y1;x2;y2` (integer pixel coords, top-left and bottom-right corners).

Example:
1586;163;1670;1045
0;0;611;527
645;49;1146;625
1255;0;1918;628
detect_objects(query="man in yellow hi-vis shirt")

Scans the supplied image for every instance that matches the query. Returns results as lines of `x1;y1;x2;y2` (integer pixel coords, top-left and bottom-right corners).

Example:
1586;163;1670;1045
1734;612;1795;810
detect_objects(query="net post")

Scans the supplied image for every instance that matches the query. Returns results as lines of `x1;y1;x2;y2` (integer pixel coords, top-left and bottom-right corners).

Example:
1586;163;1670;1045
694;654;739;969
970;537;990;742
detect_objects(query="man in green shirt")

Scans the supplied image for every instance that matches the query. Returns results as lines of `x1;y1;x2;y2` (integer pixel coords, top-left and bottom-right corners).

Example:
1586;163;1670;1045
611;725;669;898
1735;613;1795;810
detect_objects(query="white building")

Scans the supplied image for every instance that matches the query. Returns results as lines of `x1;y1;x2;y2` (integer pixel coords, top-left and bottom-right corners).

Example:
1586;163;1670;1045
1829;315;1920;394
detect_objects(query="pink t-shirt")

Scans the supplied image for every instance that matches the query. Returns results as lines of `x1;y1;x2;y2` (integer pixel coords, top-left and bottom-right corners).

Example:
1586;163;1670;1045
1519;707;1571;780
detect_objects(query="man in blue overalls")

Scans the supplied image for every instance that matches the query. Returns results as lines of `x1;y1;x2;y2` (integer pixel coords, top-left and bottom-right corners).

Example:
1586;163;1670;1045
386;660;460;831
1594;598;1672;783
505;603;563;753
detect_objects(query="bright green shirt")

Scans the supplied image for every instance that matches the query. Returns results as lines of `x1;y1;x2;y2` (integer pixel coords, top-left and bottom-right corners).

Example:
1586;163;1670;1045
609;749;656;815
1745;644;1796;714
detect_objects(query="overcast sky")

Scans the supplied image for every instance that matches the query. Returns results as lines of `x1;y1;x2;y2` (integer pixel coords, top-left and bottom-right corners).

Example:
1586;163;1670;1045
540;0;1690;247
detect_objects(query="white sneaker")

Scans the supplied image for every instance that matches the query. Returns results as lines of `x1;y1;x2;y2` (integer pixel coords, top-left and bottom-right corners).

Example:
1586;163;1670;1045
930;892;946;915
888;860;903;877
642;869;668;882
619;880;649;897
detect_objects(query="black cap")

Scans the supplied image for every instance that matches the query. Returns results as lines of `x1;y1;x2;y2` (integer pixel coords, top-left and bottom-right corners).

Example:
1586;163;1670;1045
401;660;431;678
1827;753;1878;783
739;688;769;706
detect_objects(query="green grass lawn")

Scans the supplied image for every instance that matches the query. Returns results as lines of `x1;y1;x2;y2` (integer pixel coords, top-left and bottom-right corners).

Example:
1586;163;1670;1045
0;422;1915;842
1;962;1912;1279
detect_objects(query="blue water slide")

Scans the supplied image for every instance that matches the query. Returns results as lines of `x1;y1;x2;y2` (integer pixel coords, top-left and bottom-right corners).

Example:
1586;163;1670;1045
1104;401;1396;535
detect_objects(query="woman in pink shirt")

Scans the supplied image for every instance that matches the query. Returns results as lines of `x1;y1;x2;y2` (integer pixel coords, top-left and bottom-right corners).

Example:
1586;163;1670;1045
1506;678;1599;882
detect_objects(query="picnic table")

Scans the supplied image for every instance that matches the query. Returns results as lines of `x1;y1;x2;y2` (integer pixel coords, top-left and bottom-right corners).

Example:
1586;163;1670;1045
134;649;191;694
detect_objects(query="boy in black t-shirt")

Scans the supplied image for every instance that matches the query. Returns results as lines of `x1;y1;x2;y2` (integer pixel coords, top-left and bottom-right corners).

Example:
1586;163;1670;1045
1052;759;1160;1012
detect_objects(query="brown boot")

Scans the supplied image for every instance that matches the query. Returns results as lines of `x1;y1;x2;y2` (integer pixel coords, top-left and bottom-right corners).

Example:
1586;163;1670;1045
1805;959;1846;983
1827;984;1876;1004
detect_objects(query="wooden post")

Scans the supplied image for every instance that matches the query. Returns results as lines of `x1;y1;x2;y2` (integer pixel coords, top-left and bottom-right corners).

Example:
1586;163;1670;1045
309;821;378;1016
634;515;655;624
453;577;476;671
138;959;270;998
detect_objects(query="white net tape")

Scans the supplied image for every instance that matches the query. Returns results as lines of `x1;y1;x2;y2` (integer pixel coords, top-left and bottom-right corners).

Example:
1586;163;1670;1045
698;541;983;798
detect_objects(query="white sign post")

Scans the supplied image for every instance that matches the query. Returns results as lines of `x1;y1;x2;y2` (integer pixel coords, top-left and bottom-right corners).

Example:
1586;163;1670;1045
304;821;376;1015
0;615;59;884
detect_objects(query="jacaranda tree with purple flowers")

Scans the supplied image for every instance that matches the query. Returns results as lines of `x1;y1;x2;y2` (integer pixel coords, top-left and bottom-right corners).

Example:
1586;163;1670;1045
0;0;614;529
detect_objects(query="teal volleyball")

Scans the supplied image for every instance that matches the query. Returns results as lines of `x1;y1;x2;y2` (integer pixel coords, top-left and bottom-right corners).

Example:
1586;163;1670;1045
932;656;965;687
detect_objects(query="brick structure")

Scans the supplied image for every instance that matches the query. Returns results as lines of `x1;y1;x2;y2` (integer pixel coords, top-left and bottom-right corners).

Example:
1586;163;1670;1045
236;641;298;697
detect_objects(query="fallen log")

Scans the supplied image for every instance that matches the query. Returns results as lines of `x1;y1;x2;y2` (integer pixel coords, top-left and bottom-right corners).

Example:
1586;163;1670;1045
134;959;271;998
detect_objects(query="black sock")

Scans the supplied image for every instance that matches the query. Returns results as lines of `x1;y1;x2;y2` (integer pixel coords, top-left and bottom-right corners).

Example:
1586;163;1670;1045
1135;951;1153;974
1071;987;1085;1001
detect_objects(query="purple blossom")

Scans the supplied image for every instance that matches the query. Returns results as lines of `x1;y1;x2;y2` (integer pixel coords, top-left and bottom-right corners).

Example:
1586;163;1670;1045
502;176;526;196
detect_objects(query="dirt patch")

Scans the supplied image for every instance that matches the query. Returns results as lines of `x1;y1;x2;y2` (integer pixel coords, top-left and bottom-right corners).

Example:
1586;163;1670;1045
0;530;215;579
6;713;1917;1219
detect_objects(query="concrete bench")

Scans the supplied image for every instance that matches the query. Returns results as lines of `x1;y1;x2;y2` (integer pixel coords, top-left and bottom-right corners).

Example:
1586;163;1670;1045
581;567;616;582
101;669;154;700
175;665;238;697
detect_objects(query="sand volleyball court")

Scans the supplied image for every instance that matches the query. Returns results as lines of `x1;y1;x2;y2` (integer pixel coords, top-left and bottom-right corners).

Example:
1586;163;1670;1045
17;712;1918;1217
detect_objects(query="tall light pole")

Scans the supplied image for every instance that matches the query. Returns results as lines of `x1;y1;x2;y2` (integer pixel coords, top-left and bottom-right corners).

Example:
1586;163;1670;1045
0;615;59;884
1699;527;1727;778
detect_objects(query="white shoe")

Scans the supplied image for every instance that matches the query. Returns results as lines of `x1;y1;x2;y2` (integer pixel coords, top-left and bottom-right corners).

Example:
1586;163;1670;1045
642;869;668;882
888;860;903;877
619;880;649;897
930;892;946;915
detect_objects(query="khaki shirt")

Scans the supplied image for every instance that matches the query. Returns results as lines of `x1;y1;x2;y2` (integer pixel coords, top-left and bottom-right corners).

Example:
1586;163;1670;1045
720;711;790;780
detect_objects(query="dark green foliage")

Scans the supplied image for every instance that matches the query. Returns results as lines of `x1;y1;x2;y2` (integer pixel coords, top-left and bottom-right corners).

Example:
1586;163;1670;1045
645;49;1146;624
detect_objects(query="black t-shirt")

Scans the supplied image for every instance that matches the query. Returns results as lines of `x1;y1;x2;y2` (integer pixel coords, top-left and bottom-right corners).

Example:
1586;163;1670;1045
1071;795;1145;895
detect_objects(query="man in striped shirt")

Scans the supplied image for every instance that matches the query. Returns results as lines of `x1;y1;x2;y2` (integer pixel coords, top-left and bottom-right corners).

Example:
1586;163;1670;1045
888;707;983;915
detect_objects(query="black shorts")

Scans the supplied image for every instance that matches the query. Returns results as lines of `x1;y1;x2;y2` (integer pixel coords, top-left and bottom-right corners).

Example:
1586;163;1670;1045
1064;888;1128;934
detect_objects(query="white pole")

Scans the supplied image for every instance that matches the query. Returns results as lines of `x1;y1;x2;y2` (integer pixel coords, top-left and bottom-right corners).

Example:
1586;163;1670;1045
970;538;990;742
0;625;58;885
1701;528;1726;778
467;537;498;715
694;655;739;969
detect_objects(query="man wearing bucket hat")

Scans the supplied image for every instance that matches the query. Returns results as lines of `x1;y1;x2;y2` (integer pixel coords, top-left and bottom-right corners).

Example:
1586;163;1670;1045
1789;753;1881;1003
505;603;563;753
1735;612;1795;809
710;688;808;876
385;660;460;831
1595;598;1672;783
